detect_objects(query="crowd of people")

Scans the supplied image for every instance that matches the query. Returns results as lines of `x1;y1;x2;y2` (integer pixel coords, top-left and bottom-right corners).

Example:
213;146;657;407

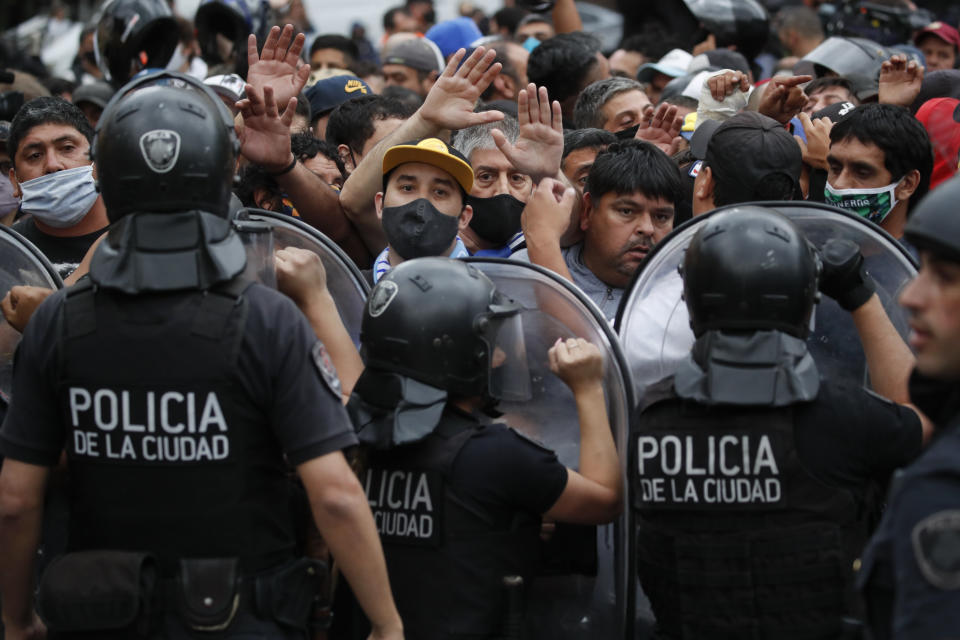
0;0;959;638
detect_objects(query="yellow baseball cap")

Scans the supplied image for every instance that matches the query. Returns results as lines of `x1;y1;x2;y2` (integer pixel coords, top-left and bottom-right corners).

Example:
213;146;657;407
382;137;474;193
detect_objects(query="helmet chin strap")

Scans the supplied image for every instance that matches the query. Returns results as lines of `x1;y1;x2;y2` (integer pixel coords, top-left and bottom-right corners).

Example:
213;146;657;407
479;389;503;418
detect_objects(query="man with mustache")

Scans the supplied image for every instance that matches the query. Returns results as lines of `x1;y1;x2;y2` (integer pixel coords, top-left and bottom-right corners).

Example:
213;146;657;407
523;139;681;321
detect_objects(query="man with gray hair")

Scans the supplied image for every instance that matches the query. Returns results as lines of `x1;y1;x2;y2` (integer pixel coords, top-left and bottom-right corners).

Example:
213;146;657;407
573;76;651;133
453;86;565;256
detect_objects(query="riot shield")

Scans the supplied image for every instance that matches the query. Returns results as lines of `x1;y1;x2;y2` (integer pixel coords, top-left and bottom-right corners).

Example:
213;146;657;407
462;258;639;640
615;201;918;403
793;36;890;78
234;209;370;346
0;225;64;406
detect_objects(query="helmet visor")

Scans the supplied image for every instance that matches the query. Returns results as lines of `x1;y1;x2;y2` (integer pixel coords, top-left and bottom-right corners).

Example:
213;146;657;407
487;312;532;402
232;214;276;288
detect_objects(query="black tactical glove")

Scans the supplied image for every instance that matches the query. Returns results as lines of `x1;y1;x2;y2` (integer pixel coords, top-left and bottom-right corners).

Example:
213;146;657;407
818;238;876;311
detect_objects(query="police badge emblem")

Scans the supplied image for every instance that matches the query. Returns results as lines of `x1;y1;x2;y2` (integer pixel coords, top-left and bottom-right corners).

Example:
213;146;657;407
912;510;960;590
368;280;399;318
312;341;342;398
139;129;181;174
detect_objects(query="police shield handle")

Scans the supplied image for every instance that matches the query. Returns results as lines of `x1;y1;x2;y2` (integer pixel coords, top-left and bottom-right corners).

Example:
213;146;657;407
544;339;623;524
499;576;524;640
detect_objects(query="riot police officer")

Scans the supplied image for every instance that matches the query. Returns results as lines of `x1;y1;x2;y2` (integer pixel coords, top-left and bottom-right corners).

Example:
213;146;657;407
347;257;623;640
631;205;928;639
0;72;403;640
859;175;960;638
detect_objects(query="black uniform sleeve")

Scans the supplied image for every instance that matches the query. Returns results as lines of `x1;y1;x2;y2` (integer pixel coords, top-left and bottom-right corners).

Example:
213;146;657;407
240;286;357;466
0;293;67;466
795;385;922;488
452;424;569;516
858;392;924;479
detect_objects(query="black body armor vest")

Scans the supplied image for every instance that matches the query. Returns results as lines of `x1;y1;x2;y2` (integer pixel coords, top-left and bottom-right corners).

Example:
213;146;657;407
56;278;297;575
632;380;864;640
363;411;541;639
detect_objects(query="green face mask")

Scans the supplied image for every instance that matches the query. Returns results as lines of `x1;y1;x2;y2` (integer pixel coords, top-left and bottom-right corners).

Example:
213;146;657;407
824;179;901;225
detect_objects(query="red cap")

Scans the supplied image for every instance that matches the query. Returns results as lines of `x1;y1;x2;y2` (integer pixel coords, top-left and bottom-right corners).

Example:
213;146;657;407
915;97;960;190
914;21;960;50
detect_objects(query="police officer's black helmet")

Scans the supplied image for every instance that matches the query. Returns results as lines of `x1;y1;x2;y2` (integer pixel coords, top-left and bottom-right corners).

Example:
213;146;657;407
682;206;821;338
362;258;526;399
195;0;270;78
904;176;960;263
682;0;769;61
94;0;179;87
93;71;239;223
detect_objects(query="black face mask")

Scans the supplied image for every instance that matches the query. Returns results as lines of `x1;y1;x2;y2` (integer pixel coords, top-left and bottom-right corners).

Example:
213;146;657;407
466;193;525;247
381;198;460;260
615;123;640;140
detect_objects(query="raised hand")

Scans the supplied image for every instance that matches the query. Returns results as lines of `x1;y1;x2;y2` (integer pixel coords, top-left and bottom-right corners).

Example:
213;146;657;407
418;47;504;131
1;285;53;333
794;112;833;171
635;103;683;155
245;24;311;110
549;337;604;393
522;177;577;244
276;247;328;305
236;83;297;171
492;84;563;182
707;70;750;102
759;74;812;124
879;54;923;108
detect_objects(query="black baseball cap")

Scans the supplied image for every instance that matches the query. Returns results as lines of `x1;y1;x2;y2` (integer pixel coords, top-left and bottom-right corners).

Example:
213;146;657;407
812;100;856;122
692;111;802;202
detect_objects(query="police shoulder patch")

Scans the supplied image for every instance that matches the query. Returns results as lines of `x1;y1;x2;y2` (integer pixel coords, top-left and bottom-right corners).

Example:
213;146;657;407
912;510;960;590
312;341;342;398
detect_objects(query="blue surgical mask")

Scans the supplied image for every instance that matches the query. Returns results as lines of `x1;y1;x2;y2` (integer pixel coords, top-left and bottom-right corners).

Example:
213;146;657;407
0;173;18;215
19;165;98;228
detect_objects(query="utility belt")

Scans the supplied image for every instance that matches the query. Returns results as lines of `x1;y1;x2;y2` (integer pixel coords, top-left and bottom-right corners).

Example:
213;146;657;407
37;551;329;637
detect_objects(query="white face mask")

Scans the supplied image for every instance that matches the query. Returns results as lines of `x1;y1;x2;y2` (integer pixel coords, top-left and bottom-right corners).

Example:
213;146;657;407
19;165;98;228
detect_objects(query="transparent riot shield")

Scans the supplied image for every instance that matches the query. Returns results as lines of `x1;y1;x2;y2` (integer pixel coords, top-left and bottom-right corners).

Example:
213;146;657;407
615;201;918;403
463;258;636;640
0;225;64;406
234;209;370;346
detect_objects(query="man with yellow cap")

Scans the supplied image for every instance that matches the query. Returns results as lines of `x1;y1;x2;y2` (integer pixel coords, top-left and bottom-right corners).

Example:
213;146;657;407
370;136;475;283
